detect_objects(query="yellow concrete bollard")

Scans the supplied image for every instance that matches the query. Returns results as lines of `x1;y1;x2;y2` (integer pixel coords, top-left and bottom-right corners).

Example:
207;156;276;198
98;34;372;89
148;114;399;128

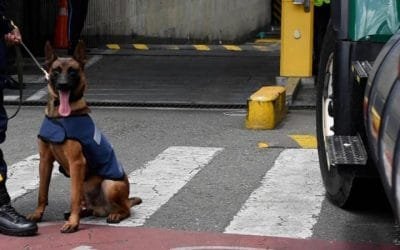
245;86;287;129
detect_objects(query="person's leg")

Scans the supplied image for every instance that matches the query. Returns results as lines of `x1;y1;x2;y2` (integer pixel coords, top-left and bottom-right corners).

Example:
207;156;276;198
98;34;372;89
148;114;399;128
0;148;38;236
0;97;37;235
0;40;25;90
67;0;89;55
0;150;10;203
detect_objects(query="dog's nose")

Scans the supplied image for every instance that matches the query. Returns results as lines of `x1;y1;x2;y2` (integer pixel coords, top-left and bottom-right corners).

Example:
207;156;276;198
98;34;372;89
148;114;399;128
56;74;69;90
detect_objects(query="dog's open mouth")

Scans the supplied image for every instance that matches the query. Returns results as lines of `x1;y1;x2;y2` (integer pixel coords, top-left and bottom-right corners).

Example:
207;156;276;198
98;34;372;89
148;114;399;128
58;90;71;117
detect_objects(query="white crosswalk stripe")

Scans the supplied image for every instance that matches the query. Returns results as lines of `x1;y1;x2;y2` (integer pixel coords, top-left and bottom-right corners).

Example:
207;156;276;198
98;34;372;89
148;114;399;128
26;88;48;101
83;146;224;226
224;149;323;238
4;95;20;101
7;154;61;200
7;147;323;239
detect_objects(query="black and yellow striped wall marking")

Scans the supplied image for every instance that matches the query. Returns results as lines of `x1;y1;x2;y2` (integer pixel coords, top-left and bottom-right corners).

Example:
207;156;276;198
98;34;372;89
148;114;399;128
105;42;280;52
272;0;281;25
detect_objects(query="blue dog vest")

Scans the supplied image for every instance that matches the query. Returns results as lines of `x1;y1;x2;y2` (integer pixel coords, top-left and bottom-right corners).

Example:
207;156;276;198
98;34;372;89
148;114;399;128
38;115;125;180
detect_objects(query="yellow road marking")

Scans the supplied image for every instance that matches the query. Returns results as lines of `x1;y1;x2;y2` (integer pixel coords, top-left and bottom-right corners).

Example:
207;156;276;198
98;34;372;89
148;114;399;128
253;45;271;52
133;44;149;50
223;45;242;51
255;38;281;44
289;135;317;149
166;45;180;50
194;45;210;51
106;44;120;50
258;142;269;148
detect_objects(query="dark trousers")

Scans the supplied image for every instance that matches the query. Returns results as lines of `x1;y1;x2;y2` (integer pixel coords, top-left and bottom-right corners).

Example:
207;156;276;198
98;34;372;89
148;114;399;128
0;48;9;196
0;148;10;205
67;0;89;53
0;41;8;145
0;87;10;204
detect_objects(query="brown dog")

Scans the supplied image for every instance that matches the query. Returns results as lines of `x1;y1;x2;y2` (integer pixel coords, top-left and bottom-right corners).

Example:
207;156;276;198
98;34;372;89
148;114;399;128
27;41;141;233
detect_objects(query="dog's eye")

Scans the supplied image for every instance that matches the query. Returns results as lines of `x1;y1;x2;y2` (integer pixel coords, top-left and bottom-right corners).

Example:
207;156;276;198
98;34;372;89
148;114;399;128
68;68;79;79
50;68;61;79
68;68;78;75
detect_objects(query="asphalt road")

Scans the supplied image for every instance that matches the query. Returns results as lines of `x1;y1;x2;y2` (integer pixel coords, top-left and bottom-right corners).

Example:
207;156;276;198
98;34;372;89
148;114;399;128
0;106;396;248
0;46;396;248
7;44;283;108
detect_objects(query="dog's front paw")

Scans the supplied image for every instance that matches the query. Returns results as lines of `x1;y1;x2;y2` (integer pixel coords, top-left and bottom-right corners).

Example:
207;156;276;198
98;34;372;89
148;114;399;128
106;213;123;224
60;221;79;233
26;211;43;222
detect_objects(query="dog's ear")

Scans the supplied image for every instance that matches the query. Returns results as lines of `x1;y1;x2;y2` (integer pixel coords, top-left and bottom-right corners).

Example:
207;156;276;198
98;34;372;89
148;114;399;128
44;41;57;68
73;40;87;67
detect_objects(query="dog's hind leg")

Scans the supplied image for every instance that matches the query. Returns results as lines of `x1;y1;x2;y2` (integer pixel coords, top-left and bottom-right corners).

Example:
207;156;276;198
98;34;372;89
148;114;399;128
101;178;132;223
27;140;55;222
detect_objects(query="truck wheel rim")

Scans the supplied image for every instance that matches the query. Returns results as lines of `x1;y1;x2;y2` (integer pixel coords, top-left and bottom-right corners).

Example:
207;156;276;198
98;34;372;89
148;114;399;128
322;54;335;155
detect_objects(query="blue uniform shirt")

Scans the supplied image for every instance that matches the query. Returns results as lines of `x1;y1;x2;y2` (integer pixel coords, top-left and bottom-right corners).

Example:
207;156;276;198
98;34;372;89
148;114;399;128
38;115;125;180
0;0;16;146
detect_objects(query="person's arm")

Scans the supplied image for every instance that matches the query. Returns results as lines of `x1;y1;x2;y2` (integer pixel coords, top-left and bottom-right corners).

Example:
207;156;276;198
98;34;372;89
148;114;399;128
0;0;12;35
0;1;21;46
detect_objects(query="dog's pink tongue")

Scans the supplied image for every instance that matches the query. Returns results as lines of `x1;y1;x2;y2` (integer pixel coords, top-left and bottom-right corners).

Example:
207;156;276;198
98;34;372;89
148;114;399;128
58;90;71;117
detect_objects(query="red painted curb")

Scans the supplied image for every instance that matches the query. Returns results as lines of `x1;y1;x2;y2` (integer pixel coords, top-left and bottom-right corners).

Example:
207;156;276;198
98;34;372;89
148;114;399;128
0;223;396;250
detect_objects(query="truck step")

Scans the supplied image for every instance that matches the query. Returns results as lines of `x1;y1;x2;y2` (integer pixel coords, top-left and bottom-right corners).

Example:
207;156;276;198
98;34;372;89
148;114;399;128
351;61;373;84
326;135;368;166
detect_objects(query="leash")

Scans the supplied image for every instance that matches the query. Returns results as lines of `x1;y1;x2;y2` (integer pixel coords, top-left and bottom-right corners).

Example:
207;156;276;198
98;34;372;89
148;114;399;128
10;22;49;81
6;21;49;120
6;41;49;120
6;45;23;120
20;41;49;80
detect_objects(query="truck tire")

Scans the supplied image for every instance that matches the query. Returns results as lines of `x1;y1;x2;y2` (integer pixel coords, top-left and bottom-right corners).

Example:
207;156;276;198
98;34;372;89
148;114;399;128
364;32;400;201
316;23;357;207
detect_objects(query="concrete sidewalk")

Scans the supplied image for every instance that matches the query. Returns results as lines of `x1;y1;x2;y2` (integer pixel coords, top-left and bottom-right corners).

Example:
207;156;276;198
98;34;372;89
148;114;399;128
0;223;394;250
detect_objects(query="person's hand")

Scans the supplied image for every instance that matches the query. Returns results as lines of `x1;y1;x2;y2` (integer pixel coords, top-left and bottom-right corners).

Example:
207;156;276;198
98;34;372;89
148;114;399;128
4;26;21;46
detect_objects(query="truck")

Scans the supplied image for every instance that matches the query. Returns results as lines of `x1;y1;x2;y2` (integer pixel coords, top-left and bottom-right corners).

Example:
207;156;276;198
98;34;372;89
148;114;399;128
315;0;400;219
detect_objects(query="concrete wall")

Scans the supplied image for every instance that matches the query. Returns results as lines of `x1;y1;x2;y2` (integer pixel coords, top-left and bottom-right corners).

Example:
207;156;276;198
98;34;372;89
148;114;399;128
83;0;271;42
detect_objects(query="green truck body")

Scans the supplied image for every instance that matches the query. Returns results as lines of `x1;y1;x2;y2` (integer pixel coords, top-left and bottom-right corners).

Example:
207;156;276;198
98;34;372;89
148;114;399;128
349;0;400;42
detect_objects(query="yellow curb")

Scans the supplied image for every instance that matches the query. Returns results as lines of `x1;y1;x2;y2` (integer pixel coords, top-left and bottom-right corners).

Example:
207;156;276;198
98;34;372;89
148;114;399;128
285;77;301;104
133;44;149;50
289;135;317;149
106;44;120;50
245;86;287;130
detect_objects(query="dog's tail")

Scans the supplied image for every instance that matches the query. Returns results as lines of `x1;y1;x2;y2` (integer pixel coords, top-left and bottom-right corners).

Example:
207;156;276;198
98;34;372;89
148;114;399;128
128;197;142;207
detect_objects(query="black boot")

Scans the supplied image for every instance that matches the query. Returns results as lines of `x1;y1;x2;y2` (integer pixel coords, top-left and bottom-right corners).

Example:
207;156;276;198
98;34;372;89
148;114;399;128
0;203;38;236
0;183;38;236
